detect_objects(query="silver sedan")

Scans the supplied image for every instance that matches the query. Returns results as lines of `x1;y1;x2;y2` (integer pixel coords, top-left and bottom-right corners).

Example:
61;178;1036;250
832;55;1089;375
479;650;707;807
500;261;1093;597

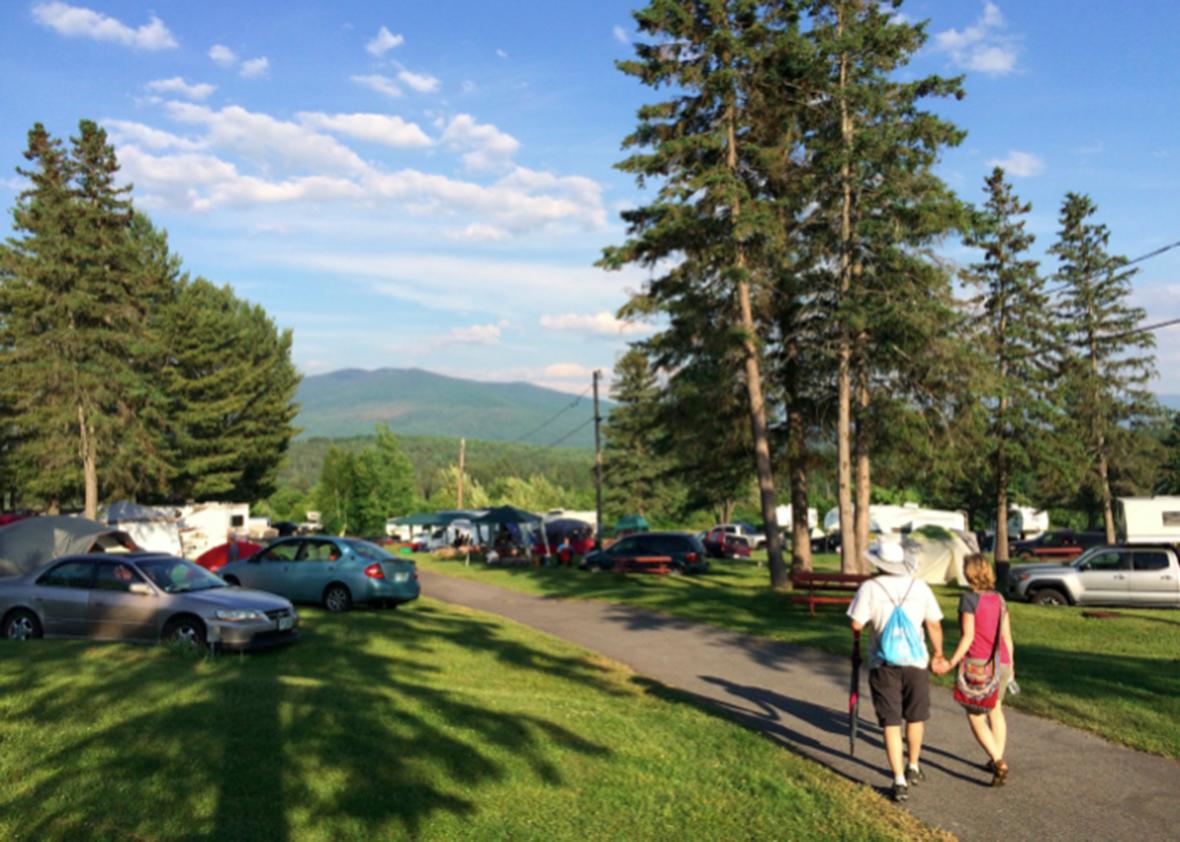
0;553;299;651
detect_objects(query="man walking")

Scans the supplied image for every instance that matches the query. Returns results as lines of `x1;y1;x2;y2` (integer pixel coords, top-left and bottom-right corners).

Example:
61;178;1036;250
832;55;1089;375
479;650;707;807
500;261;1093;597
848;540;946;802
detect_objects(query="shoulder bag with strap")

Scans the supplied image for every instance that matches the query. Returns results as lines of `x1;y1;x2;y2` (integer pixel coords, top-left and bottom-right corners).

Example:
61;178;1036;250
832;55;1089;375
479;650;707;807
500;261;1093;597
954;593;1006;714
872;578;927;669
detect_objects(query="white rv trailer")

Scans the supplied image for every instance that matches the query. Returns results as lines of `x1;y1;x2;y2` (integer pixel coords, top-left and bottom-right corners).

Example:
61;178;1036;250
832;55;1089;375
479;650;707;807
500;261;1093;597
823;503;967;535
1119;497;1180;543
775;504;819;533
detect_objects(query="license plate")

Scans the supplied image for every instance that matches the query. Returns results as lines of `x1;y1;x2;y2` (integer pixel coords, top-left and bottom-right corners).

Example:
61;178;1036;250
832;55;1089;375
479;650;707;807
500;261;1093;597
392;572;409;583
278;616;295;631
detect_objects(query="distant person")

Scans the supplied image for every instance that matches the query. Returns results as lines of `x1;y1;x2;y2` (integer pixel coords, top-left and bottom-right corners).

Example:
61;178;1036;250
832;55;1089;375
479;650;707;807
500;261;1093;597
936;553;1015;786
848;540;946;803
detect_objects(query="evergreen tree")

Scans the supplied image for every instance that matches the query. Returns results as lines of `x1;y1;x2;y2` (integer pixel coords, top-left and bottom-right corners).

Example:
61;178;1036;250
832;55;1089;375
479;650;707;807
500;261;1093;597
603;0;794;586
963;169;1054;562
601;348;675;520
1157;412;1180;495
156;276;300;502
1050;193;1157;542
804;0;967;572
371;424;417;518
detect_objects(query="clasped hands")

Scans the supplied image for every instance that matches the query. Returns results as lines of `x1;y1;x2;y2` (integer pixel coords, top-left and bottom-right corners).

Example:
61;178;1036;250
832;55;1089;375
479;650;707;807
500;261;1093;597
930;654;953;676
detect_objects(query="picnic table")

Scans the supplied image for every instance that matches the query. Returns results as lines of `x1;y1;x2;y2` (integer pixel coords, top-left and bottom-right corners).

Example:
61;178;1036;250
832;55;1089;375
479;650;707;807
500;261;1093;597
790;569;870;615
613;555;674;575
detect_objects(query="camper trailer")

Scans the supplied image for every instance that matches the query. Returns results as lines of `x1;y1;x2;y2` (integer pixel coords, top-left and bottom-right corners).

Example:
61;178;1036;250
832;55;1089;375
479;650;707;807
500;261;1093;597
823;503;967;536
177;502;251;560
1119;497;1180;544
1008;506;1050;540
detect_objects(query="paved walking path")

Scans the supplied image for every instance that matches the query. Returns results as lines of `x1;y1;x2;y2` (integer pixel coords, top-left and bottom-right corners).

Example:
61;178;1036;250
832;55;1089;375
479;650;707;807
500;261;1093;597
421;569;1180;841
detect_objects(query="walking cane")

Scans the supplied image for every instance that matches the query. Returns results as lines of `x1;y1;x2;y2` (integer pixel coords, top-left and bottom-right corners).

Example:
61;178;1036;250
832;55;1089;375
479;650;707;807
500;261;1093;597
849;628;861;756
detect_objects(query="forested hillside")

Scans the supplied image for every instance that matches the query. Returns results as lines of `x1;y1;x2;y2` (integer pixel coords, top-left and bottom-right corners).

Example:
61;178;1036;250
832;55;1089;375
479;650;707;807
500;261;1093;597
279;434;595;502
295;368;611;448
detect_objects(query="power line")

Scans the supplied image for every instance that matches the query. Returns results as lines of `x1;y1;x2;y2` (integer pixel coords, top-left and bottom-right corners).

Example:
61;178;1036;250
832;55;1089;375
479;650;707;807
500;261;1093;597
1113;315;1180;339
1042;238;1180;298
513;385;591;444
544;416;595;449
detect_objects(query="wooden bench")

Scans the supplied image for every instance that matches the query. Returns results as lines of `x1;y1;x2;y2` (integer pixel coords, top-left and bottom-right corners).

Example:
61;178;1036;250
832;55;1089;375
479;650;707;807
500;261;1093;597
614;555;674;575
790;570;870;615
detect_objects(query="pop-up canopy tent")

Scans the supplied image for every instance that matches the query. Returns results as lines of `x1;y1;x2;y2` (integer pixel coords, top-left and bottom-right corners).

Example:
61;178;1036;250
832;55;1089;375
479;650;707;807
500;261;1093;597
0;516;138;577
474;506;545;553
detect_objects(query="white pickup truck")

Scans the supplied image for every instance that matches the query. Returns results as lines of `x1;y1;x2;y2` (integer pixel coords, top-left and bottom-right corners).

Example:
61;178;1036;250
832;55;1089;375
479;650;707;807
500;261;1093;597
1010;543;1180;607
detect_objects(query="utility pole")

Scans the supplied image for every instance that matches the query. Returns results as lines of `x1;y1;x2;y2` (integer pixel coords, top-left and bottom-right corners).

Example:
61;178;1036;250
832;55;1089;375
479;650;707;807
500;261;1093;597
593;370;604;549
456;437;466;509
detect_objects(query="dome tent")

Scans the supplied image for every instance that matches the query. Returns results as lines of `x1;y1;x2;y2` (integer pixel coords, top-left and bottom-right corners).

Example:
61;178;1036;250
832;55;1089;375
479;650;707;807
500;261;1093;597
900;527;979;587
0;516;138;577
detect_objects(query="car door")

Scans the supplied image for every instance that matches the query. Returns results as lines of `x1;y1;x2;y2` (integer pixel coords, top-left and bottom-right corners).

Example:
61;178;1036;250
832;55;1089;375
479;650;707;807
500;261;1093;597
606;537;638;567
1075;549;1130;605
292;539;339;602
1128;550;1179;606
33;560;95;637
247;539;303;595
88;561;159;641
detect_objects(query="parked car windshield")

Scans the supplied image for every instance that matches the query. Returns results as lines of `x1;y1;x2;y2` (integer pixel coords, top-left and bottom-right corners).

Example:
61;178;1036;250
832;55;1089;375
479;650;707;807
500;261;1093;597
345;539;394;561
137;558;227;593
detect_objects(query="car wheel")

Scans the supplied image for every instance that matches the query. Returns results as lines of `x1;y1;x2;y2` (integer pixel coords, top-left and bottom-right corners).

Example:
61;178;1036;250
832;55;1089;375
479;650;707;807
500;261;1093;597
1031;588;1068;606
323;584;353;613
223;575;240;586
163;616;207;650
4;609;42;641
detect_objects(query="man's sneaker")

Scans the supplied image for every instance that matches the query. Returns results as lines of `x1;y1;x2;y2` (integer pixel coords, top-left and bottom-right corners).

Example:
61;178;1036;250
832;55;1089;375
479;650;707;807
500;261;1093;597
891;781;909;803
905;766;926;787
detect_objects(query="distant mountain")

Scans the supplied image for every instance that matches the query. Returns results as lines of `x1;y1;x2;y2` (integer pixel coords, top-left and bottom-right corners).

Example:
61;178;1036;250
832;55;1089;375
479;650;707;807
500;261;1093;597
1160;394;1180;412
294;368;610;448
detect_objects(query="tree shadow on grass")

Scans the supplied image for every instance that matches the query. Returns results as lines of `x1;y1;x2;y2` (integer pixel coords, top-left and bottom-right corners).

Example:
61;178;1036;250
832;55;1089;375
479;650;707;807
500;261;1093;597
0;603;613;840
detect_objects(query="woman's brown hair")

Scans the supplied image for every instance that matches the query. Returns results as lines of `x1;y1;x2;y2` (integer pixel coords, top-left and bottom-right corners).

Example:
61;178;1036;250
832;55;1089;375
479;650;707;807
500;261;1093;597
963;553;996;591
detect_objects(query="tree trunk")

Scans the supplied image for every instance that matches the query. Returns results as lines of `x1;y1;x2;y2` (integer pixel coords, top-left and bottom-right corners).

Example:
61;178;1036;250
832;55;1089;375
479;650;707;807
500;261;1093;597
854;365;872;573
835;10;856;574
995;279;1011;563
78;403;98;520
1087;303;1116;543
48;497;60;516
785;337;812;573
726;107;786;588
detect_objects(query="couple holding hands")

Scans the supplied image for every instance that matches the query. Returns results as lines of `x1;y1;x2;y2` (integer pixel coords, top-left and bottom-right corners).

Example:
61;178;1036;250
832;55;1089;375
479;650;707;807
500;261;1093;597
848;543;1015;802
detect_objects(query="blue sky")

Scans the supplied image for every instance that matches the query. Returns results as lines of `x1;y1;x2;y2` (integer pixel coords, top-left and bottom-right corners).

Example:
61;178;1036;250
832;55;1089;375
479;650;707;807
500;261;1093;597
1;1;1177;394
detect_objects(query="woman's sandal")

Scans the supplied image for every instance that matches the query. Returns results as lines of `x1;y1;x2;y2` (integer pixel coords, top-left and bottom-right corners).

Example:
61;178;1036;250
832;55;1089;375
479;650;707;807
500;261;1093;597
991;759;1009;787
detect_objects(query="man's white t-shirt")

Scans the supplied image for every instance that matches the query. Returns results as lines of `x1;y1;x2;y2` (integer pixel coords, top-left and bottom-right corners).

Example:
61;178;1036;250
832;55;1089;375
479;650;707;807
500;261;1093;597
847;574;943;669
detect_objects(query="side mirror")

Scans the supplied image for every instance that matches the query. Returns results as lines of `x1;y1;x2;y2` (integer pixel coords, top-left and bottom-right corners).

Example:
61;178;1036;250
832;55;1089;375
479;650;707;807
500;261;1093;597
129;582;153;596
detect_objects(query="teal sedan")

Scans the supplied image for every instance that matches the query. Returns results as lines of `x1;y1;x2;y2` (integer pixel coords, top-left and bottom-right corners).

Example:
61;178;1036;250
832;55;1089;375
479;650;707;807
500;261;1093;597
218;537;420;612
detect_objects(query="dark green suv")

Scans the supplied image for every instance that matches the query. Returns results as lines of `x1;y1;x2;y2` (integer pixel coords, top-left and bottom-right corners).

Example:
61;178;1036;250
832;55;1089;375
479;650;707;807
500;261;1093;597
582;531;711;574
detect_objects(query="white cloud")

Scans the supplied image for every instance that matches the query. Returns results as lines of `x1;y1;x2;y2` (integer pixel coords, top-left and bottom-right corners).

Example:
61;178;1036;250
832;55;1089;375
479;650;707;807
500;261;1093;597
32;1;177;50
445;323;502;345
240;57;270;79
449;223;509;241
461;80;477;95
104;119;206;152
116;145;363;211
397;69;440;94
366;25;404;56
352;74;402;98
540;312;655;337
297;112;432;148
932;2;1018;76
209;44;237;67
986;150;1044;177
544;363;592;378
496;48;508;59
145;77;215;101
441;114;520;171
612;25;630;45
164;102;369;174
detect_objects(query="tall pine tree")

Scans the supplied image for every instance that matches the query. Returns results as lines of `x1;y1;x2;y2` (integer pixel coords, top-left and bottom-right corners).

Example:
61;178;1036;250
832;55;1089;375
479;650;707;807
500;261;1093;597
1050;193;1156;541
603;0;792;586
964;168;1054;563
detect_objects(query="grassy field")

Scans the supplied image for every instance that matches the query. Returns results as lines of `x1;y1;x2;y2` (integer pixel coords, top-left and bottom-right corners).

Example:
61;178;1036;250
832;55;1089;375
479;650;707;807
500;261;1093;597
415;553;1180;758
0;600;941;842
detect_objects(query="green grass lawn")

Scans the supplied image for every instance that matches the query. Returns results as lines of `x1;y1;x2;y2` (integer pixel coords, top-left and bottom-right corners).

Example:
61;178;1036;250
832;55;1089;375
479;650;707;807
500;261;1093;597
0;600;941;842
415;553;1180;758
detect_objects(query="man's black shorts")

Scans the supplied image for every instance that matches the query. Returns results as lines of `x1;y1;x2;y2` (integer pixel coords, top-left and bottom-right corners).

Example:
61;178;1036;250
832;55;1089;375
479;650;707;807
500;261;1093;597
869;665;931;726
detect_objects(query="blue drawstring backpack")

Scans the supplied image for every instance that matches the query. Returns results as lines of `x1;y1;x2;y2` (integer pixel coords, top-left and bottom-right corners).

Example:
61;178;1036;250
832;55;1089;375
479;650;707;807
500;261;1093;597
873;579;926;668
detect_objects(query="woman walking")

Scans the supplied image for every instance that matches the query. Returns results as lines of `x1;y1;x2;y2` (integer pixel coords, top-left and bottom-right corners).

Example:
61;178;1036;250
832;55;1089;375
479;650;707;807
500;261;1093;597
943;553;1015;785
